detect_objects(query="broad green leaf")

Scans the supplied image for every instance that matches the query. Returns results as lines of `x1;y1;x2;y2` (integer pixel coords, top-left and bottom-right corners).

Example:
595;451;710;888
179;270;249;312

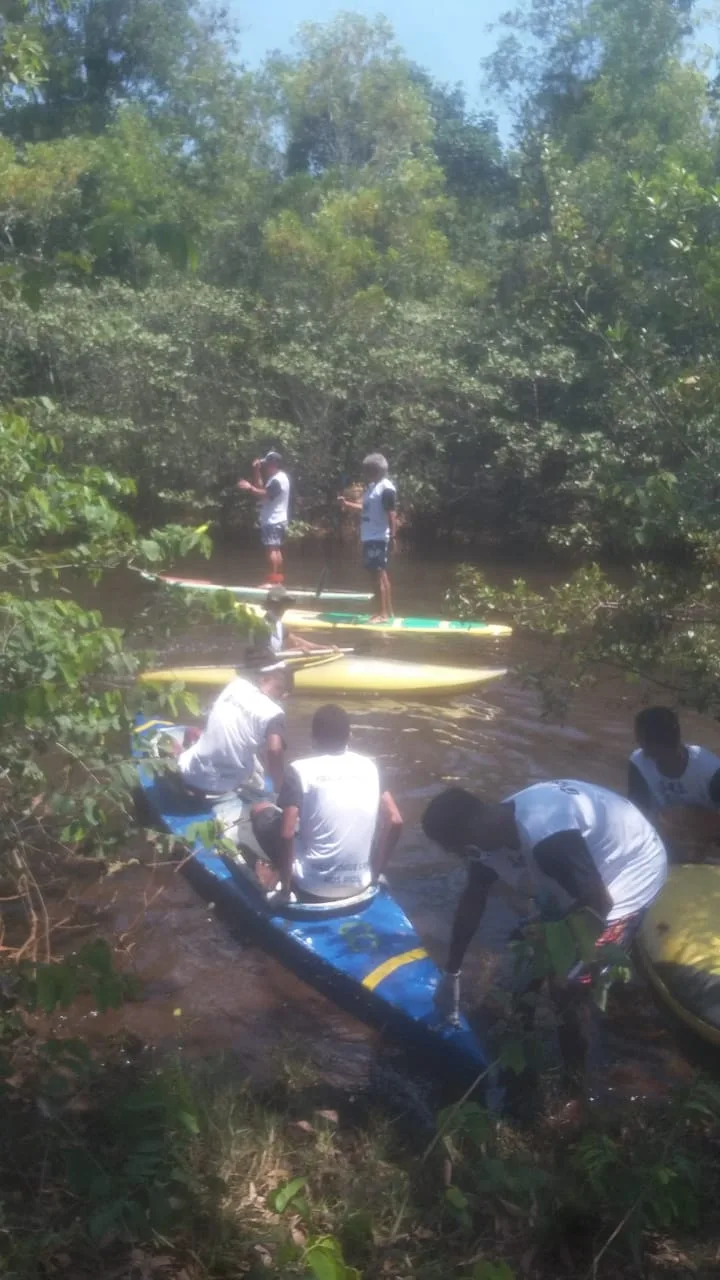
267;1176;307;1214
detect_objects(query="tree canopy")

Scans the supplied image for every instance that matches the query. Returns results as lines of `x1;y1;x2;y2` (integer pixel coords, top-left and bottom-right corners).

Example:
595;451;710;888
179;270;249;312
2;0;720;698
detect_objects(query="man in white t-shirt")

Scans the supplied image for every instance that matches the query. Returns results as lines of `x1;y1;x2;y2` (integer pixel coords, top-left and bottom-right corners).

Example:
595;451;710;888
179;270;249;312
251;703;403;901
422;780;667;1107
338;452;397;622
629;707;720;853
237;451;290;585
178;665;292;796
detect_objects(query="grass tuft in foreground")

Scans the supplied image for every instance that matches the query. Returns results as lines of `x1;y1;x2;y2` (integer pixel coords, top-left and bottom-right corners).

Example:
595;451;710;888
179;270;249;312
2;986;720;1280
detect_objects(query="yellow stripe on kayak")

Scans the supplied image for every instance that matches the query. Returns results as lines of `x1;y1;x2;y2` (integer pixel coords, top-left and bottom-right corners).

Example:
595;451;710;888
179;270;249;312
362;947;428;991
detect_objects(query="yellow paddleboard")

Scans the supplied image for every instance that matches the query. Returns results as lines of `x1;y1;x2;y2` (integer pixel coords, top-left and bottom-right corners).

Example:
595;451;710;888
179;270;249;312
636;864;720;1047
241;603;512;638
139;657;508;696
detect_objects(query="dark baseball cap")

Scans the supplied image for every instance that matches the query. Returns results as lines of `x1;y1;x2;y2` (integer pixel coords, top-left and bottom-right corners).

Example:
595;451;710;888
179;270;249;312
265;585;296;606
261;450;283;465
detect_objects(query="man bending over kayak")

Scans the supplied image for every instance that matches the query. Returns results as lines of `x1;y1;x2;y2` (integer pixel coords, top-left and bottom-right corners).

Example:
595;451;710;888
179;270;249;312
251;703;403;902
422;779;667;1109
629;706;720;852
178;664;293;797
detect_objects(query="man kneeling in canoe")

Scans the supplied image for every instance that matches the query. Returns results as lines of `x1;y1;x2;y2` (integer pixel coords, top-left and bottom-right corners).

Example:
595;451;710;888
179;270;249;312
422;780;668;1115
178;664;293;796
251;704;403;902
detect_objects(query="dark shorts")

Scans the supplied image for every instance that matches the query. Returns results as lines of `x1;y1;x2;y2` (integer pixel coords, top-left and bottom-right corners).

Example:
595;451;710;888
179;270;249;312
362;539;390;572
261;524;287;548
252;803;283;858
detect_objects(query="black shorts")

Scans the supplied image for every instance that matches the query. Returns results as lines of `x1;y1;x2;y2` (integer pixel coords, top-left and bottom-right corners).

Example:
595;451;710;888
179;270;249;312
261;524;287;548
362;539;390;572
251;803;283;858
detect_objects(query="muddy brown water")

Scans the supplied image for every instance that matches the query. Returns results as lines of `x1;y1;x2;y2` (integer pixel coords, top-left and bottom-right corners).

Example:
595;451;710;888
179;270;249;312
61;542;714;1100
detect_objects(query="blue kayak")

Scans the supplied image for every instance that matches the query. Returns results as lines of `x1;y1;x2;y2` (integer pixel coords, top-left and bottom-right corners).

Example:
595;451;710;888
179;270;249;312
132;716;488;1081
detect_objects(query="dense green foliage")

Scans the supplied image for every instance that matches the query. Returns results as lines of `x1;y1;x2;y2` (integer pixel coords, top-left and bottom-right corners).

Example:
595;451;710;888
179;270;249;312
2;0;718;548
5;4;720;1278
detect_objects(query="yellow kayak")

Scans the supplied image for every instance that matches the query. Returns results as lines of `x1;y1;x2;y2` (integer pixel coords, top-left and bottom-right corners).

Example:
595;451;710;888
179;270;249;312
636;864;720;1047
138;657;508;696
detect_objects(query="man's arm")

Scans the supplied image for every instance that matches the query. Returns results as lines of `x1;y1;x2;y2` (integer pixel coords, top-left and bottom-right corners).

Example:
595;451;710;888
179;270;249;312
286;630;338;654
627;760;654;817
238;461;271;498
371;790;403;880
708;767;720;807
276;804;298;895
446;863;496;972
273;765;304;895
265;732;285;789
381;488;397;540
262;713;286;790
533;830;613;918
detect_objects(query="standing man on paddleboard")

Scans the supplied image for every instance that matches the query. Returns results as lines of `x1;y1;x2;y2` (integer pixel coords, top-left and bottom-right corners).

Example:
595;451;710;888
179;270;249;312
338;453;397;622
422;780;667;1119
237;451;290;585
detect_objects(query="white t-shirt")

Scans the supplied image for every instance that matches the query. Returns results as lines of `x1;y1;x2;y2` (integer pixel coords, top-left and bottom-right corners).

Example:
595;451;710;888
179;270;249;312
278;750;381;899
260;471;290;528
629;745;720;811
178;677;284;795
361;477;396;543
474;780;667;923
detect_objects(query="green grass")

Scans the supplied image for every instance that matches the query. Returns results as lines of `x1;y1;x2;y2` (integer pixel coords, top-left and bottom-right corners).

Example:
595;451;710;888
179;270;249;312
2;1032;720;1280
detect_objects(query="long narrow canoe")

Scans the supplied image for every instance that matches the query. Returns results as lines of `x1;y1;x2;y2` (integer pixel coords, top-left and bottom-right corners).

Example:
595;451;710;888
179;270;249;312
138;656;508;696
142;571;373;604
132;717;488;1082
245;604;512;639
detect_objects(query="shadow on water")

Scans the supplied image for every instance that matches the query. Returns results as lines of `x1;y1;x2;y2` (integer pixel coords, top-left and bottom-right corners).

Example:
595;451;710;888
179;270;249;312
60;543;720;1106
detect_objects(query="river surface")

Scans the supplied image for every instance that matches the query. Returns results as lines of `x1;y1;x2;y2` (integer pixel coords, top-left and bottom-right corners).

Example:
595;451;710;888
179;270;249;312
64;542;717;1100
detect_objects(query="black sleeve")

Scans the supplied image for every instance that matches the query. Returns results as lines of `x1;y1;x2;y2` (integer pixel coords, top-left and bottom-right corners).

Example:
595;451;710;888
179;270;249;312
276;764;302;812
467;857;499;893
381;488;396;512
265;476;281;499
627;761;654;816
533;829;612;919
265;713;286;746
708;768;720;806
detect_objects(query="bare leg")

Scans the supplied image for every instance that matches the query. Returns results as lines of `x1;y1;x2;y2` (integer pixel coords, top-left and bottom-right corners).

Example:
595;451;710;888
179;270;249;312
370;570;382;617
270;546;283;579
378;569;393;618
